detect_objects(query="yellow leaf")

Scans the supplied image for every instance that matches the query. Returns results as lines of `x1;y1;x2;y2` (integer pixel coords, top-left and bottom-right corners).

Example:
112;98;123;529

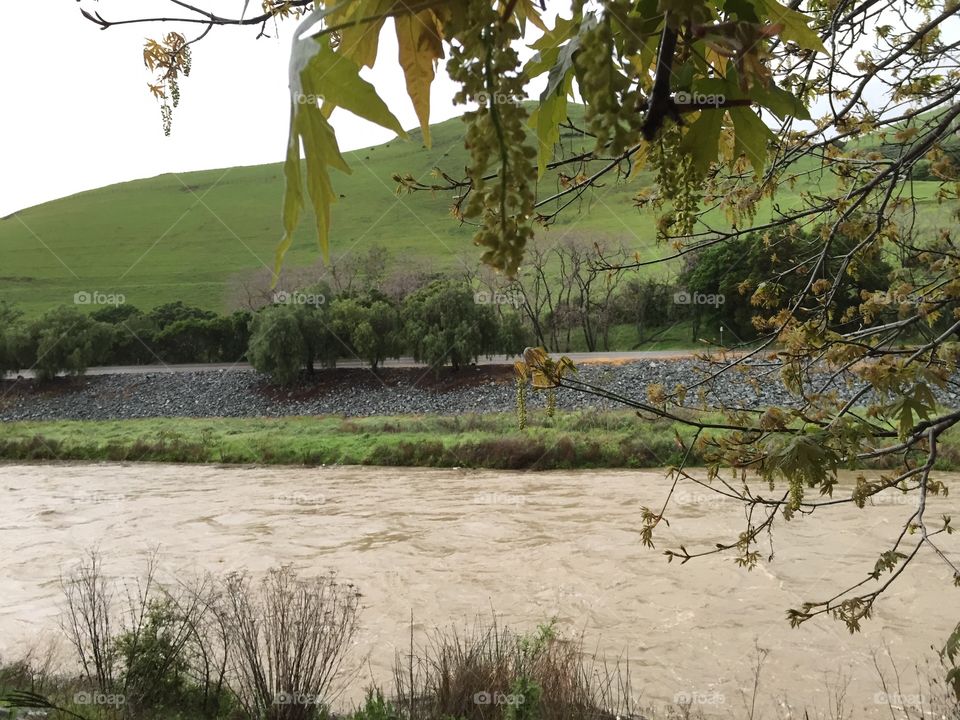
328;0;393;69
277;103;351;281
278;9;405;280
396;9;444;147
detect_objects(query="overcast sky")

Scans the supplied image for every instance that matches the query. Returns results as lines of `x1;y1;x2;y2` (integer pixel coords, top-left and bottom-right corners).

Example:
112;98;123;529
0;2;491;217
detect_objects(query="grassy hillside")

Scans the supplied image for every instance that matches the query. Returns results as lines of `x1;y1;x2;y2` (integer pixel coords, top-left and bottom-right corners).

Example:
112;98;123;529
1;106;954;316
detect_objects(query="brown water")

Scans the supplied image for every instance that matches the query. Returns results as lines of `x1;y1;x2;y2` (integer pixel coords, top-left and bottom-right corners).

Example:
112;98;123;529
1;463;957;717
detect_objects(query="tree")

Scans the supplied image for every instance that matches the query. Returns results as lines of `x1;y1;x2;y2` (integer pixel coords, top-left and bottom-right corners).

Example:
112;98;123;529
248;295;337;385
678;225;894;342
27;307;112;381
0;301;27;376
246;305;307;386
401;280;500;371
148;301;217;331
329;296;402;370
80;0;960;695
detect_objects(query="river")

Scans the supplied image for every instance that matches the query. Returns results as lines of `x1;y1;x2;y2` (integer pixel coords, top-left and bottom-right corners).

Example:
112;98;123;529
0;463;957;717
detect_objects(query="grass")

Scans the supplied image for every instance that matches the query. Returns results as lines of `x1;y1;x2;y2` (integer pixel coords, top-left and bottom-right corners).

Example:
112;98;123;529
0;411;698;470
2;410;959;471
2;104;954;318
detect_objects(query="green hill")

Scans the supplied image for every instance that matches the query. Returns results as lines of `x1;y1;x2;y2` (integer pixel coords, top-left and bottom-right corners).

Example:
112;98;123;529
1;108;953;316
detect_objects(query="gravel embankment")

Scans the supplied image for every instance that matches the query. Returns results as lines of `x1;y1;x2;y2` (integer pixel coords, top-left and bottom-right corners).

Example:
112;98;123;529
1;359;958;422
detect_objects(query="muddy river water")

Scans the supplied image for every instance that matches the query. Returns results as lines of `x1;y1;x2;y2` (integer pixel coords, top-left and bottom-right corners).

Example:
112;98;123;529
1;463;957;717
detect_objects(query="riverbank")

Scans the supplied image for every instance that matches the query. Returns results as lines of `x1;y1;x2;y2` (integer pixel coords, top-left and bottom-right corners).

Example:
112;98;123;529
3;411;960;470
0;412;696;469
4;357;959;422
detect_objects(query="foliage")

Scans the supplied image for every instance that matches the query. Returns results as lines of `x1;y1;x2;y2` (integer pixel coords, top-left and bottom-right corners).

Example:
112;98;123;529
148;301;218;331
247;304;309;386
222;567;361;720
401;280;500;371
153;312;251;363
66;0;960;693
678;225;893;340
330;295;403;370
350;690;401;720
27;306;112;381
0;301;27;376
113;597;193;712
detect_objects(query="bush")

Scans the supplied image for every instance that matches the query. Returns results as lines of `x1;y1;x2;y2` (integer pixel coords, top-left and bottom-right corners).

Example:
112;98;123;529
222;567;361;720
247;305;308;386
390;619;632;720
27;306;113;381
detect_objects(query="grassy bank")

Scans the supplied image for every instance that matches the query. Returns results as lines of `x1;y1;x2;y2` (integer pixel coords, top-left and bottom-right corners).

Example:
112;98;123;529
0;411;700;469
2;410;960;470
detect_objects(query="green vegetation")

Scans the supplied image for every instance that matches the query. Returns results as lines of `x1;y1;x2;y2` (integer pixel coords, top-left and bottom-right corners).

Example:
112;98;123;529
2;411;960;471
2;108;954;318
0;411;699;469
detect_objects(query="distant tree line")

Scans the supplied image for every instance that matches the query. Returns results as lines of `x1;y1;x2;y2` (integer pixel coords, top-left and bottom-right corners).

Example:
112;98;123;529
0;232;909;385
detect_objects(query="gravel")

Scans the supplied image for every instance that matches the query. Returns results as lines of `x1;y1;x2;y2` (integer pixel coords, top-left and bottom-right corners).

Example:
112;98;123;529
1;359;957;422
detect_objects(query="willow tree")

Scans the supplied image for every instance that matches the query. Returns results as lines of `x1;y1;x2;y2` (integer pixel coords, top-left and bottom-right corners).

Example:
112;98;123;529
81;0;960;694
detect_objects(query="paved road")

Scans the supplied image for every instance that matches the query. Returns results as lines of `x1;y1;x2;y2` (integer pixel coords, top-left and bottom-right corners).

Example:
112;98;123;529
3;349;723;380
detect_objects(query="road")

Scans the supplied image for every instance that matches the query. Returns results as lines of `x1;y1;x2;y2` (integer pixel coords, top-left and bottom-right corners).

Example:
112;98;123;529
3;349;725;380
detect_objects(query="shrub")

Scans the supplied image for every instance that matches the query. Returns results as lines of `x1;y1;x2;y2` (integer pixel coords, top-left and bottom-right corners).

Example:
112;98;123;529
27;306;113;381
221;567;361;720
391;619;632;720
247;305;308;386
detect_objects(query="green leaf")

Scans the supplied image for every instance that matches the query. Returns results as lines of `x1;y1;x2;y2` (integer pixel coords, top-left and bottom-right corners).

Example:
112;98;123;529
302;37;406;137
730;107;774;176
679;107;724;177
529;74;571;179
278;17;406;281
752;82;811;121
277;102;351;281
752;0;826;53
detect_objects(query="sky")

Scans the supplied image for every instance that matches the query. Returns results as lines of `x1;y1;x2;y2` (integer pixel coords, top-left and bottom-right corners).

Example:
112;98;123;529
0;2;482;217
